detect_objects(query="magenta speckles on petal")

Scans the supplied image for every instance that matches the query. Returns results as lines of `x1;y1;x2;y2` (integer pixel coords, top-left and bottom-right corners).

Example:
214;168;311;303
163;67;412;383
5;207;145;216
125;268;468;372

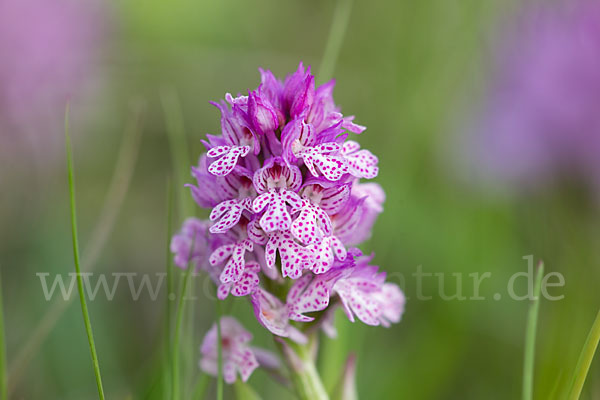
171;63;403;379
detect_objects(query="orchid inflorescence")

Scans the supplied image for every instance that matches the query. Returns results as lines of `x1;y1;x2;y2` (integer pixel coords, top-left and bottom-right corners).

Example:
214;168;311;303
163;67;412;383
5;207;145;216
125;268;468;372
171;63;405;384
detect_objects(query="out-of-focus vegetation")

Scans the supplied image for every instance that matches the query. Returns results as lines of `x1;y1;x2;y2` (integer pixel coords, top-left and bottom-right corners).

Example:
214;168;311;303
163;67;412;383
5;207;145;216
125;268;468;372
1;0;599;399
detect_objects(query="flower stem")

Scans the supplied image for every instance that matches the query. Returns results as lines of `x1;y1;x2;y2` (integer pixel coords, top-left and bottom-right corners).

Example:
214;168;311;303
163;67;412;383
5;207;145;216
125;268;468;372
277;335;329;400
65;104;106;400
164;178;174;398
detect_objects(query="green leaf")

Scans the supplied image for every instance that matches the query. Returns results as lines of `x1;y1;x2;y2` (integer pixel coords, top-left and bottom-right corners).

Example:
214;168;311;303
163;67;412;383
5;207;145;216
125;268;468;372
567;309;600;400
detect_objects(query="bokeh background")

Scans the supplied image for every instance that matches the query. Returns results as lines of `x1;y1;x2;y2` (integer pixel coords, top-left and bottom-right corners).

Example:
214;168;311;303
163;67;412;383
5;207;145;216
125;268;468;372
2;0;600;398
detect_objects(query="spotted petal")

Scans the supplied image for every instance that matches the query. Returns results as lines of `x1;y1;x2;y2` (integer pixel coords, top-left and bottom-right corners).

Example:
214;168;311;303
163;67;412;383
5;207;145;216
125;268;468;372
290;201;332;245
208;145;251;176
309;236;346;274
212;239;254;284
209;244;235;266
342;141;378;179
287;268;349;322
209;198;251;233
251;288;306;341
266;232;314;279
253;189;302;233
218;262;260;300
287;275;330;322
299;143;348;181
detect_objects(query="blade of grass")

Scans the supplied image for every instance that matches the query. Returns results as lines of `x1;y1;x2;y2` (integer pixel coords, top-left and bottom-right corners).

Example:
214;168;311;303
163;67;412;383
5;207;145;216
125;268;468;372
161;87;198;395
522;261;544;400
160;87;194;219
567;309;600;400
8;100;145;395
171;238;196;400
0;271;7;400
316;0;354;84
164;178;175;398
65;103;106;400
548;370;563;400
216;298;224;400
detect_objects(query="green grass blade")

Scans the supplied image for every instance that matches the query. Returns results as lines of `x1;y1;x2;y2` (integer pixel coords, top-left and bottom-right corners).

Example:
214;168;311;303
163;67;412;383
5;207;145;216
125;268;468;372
65;104;106;400
160;87;194;218
522;261;544;400
164;178;175;398
171;238;196;400
216;299;224;400
567;309;600;400
9;101;144;396
317;0;354;83
548;370;563;400
0;271;7;400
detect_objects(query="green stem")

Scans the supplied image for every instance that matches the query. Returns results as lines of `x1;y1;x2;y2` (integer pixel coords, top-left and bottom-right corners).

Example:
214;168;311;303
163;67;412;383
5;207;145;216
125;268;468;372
0;271;7;400
161;87;194;219
317;0;354;83
277;335;329;400
567;309;600;400
171;241;196;400
522;261;544;400
164;178;174;397
65;104;106;400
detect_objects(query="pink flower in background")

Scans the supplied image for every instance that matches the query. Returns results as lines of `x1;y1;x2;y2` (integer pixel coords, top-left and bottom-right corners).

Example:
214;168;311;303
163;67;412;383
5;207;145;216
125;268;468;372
0;0;104;166
199;316;277;383
173;63;404;383
464;0;600;193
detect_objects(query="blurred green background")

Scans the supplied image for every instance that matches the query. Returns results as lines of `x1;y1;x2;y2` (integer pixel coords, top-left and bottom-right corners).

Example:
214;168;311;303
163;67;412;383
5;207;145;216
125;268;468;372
2;0;599;399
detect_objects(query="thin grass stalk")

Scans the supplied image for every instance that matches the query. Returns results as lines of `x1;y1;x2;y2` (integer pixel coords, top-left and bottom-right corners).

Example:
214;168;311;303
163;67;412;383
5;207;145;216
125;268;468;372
567;309;600;400
0;271;7;400
8;101;144;395
65;104;106;400
317;0;354;84
164;178;175;397
171;238;196;400
522;261;544;400
160;87;194;219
